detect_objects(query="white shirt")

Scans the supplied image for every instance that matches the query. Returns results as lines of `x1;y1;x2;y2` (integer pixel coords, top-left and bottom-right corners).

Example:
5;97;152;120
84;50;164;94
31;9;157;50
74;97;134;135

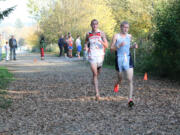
75;38;81;47
4;44;9;49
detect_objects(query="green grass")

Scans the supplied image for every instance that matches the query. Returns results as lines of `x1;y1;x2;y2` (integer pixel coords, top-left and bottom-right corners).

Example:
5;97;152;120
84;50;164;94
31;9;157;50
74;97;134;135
103;63;144;77
1;53;6;60
2;53;5;58
0;66;13;109
103;64;115;69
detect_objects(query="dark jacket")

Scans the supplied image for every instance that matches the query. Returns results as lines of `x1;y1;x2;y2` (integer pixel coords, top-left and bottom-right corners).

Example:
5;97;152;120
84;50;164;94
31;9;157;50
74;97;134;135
58;38;64;47
9;38;17;48
40;38;46;48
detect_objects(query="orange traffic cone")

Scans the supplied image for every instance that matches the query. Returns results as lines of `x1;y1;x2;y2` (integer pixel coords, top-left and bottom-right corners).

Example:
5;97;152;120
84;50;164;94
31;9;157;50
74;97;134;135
34;58;37;63
144;72;148;80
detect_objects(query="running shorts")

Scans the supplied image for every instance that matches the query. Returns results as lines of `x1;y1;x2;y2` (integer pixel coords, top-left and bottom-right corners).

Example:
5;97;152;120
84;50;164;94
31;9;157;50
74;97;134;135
115;51;134;72
89;56;104;68
69;46;73;50
77;46;82;52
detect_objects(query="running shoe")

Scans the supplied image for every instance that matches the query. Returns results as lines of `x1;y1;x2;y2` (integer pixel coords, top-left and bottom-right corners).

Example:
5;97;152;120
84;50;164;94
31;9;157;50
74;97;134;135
128;99;134;107
114;84;119;93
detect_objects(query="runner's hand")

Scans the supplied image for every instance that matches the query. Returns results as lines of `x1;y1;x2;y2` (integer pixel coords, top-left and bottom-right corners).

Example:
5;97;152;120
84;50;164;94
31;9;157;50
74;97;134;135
98;40;104;45
133;42;138;48
118;41;125;48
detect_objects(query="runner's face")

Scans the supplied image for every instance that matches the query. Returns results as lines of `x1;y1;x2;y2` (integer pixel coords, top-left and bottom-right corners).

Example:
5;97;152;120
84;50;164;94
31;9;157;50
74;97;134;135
121;24;129;34
91;21;98;31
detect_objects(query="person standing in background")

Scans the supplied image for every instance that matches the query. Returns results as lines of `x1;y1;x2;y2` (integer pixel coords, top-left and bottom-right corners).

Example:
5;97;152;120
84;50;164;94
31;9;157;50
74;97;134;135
9;35;17;60
40;35;46;60
63;35;69;58
58;35;64;57
4;41;10;61
75;35;82;58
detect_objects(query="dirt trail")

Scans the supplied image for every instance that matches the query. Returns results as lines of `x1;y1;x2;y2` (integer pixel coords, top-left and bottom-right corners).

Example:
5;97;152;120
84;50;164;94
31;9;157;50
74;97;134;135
0;54;180;135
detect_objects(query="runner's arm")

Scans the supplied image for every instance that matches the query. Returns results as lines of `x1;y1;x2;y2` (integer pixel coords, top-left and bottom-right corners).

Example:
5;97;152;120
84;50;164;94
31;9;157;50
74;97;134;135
110;34;117;52
84;33;89;51
99;32;108;49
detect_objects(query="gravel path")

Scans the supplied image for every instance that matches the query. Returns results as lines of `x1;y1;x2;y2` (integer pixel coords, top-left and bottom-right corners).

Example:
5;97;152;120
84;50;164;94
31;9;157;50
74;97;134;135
0;54;180;135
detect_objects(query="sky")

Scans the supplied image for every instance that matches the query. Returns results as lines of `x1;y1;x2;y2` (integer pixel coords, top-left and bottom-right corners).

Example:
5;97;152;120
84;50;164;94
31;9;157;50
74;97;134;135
0;0;34;26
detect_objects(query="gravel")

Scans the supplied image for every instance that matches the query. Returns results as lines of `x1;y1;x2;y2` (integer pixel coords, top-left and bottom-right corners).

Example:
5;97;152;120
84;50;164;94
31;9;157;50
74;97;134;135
0;54;180;135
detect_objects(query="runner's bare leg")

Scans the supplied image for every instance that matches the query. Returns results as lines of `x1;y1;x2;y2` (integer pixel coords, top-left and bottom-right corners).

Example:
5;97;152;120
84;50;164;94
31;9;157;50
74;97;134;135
90;63;100;98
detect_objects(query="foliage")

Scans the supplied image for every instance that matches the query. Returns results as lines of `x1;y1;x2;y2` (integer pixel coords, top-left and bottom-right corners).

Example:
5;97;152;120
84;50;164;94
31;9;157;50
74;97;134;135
0;0;16;21
104;49;116;66
134;40;156;73
28;0;116;43
106;0;155;39
27;0;52;21
152;0;180;79
0;66;13;89
0;66;13;109
25;27;39;48
0;6;16;21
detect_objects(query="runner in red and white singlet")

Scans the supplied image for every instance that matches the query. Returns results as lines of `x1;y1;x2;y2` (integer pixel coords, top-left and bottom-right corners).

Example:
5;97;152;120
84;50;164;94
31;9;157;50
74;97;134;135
85;19;108;100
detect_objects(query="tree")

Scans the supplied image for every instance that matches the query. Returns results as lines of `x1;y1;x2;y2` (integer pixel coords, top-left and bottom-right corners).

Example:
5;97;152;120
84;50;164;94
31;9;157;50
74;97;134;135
28;0;116;43
0;0;16;22
27;0;53;21
106;0;156;39
152;0;180;79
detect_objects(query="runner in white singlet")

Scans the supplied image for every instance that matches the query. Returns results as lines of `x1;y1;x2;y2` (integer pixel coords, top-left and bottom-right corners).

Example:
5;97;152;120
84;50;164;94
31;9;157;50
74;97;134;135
85;19;108;100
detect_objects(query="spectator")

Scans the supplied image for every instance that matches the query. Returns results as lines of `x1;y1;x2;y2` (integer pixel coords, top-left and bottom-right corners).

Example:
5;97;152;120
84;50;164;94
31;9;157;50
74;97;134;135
4;41;9;61
9;35;17;60
75;35;82;58
58;35;64;57
63;35;69;58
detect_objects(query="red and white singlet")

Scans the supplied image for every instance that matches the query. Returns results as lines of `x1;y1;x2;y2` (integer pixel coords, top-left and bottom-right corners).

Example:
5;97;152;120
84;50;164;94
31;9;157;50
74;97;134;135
88;30;104;58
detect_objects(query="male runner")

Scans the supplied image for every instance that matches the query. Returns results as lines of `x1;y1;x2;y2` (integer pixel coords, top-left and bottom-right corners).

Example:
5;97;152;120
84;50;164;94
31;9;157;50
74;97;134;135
111;21;138;107
85;19;108;100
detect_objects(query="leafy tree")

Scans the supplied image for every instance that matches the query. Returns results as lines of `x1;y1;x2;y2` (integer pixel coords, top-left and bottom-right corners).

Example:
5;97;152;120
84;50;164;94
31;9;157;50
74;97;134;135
28;0;116;43
27;0;53;21
0;0;16;22
152;0;180;79
106;0;156;39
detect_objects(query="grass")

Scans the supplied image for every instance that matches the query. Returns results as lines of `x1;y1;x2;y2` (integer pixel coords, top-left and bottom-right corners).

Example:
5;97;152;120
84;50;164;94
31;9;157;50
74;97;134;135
0;66;13;109
103;64;115;69
103;63;144;77
2;53;5;58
